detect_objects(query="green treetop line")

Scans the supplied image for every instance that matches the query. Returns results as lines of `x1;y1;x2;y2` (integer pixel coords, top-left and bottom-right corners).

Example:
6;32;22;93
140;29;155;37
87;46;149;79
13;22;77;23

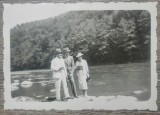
10;10;150;71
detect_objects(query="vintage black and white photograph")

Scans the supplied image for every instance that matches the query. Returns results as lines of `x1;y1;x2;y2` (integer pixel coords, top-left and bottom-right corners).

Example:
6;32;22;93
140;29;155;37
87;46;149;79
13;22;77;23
3;3;157;110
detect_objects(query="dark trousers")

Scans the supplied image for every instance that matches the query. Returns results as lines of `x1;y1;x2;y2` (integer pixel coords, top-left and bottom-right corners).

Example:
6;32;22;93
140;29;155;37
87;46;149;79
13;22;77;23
68;76;78;97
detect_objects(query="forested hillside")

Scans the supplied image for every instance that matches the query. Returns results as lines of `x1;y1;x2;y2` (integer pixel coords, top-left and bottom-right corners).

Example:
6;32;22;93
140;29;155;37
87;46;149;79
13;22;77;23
10;10;150;71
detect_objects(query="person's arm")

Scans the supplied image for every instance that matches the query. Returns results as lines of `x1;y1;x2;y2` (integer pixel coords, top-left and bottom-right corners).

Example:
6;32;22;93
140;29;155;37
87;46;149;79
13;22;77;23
84;60;91;82
71;56;75;74
62;59;67;76
84;60;89;78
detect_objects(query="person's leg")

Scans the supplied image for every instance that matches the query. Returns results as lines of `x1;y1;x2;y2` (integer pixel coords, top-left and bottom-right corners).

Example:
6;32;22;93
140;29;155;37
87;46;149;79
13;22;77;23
55;78;62;101
82;90;88;98
62;76;70;98
69;76;78;97
82;90;85;97
84;90;88;98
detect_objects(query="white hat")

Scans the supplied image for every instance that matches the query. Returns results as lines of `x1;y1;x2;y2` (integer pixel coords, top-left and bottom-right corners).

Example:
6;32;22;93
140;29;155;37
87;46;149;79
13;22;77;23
55;48;62;54
63;47;71;52
76;52;83;57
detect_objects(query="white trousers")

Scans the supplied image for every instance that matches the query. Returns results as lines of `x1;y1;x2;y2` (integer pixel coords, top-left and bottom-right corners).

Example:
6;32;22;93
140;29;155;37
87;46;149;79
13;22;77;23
55;76;70;100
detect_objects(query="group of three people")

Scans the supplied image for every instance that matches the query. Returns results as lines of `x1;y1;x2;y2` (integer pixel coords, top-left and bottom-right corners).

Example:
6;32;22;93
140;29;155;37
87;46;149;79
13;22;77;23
51;47;90;101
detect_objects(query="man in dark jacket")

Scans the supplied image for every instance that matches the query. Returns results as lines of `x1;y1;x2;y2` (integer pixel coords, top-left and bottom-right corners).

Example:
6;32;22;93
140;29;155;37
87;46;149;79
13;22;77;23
63;47;78;98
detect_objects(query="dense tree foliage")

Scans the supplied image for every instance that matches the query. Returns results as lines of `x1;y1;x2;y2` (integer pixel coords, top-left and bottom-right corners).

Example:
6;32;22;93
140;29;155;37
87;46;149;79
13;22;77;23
10;10;150;71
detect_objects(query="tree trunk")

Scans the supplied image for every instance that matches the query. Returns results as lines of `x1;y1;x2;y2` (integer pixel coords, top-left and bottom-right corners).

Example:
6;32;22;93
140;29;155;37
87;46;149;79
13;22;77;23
138;47;143;60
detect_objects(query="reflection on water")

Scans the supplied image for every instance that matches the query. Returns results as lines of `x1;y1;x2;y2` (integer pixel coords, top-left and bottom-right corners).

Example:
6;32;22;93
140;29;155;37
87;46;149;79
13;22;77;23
11;62;150;102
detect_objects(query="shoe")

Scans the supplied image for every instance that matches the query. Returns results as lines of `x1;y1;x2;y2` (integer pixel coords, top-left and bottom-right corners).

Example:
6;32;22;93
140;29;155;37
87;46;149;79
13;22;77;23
66;97;73;99
74;96;79;98
63;98;68;102
55;99;61;102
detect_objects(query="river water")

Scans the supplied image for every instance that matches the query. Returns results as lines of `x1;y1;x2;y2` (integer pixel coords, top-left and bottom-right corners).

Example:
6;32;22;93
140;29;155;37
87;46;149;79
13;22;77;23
11;62;150;102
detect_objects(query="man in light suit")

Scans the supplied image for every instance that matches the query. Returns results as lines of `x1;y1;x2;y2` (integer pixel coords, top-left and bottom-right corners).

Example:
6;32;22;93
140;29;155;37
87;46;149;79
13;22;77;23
51;48;70;101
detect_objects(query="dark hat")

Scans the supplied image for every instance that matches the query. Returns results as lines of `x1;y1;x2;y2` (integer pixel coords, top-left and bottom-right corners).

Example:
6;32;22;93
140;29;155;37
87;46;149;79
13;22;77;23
55;48;62;54
64;47;71;52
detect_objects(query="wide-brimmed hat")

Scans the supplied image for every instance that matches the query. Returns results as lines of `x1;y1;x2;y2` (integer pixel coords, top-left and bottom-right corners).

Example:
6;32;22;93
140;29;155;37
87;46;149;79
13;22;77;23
76;52;83;57
64;47;71;52
55;48;62;54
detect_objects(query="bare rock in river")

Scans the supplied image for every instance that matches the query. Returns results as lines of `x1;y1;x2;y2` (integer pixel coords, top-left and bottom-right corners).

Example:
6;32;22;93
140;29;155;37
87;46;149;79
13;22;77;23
11;85;19;91
21;81;33;88
50;89;56;93
12;82;20;86
11;81;20;91
13;96;37;102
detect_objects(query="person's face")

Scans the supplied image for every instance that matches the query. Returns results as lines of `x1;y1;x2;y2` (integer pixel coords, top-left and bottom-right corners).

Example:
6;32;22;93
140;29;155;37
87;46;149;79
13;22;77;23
78;56;82;61
57;52;62;58
64;52;69;57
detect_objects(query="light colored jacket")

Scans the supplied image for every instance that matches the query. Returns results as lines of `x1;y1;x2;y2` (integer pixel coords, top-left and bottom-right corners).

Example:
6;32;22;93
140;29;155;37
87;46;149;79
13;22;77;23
75;59;89;78
51;57;67;79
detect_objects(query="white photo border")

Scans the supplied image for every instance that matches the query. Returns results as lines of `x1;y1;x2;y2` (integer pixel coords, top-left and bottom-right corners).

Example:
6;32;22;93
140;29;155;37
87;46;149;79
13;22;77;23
3;2;158;110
